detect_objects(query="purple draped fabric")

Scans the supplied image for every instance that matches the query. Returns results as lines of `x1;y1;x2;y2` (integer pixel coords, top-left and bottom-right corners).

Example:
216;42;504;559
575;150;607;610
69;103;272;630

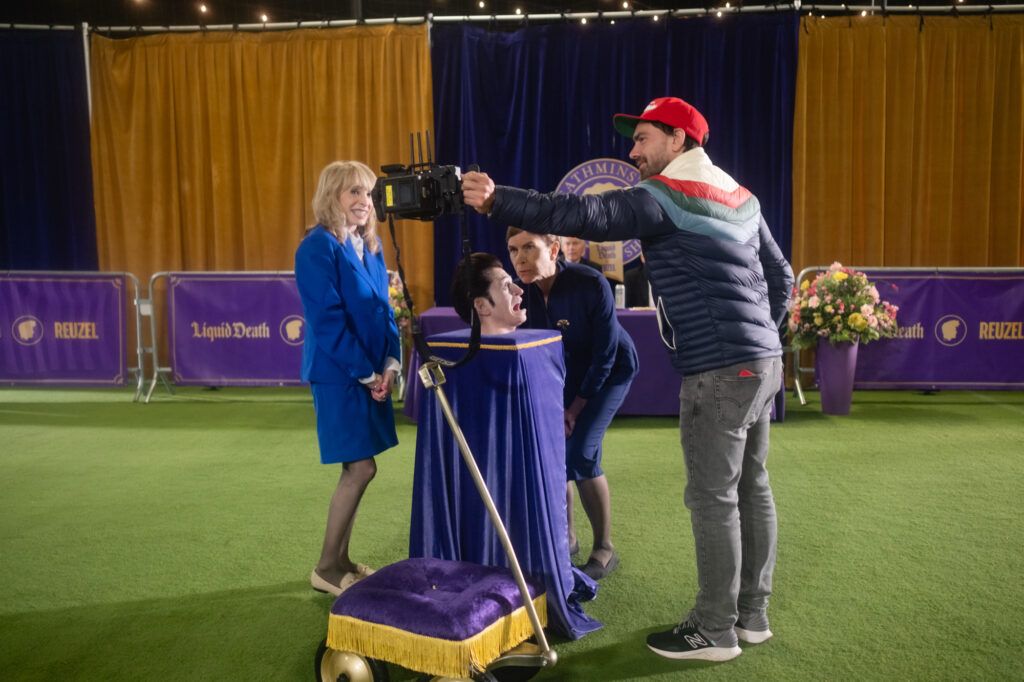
409;328;602;640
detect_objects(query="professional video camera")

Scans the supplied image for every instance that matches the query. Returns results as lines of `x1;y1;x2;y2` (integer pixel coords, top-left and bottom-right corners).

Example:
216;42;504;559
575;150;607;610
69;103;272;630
371;132;470;222
373;131;481;369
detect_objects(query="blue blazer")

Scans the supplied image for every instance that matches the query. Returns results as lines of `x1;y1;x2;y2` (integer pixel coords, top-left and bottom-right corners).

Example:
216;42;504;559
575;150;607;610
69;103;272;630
295;226;400;384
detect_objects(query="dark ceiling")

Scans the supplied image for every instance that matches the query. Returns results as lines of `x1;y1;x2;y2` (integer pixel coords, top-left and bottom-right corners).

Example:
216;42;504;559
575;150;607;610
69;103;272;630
2;0;1014;28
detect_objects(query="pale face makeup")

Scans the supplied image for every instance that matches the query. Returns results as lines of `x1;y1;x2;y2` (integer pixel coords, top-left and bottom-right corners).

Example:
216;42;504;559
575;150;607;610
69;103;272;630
476;267;526;334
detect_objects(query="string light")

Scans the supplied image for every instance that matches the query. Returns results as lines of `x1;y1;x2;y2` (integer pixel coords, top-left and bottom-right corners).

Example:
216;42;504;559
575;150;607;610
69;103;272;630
199;3;208;13
717;10;723;17
478;1;485;8
260;13;268;22
610;19;616;24
581;17;587;24
515;8;522;14
861;9;868;15
653;14;659;21
622;2;629;9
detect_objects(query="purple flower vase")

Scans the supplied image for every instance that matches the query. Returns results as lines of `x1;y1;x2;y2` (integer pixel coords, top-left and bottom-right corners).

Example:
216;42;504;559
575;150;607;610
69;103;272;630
815;339;859;415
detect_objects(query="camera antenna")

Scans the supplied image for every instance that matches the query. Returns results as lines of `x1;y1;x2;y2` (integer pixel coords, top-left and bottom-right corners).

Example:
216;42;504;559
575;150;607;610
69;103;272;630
426;130;434;165
409;132;416;167
416;131;426;167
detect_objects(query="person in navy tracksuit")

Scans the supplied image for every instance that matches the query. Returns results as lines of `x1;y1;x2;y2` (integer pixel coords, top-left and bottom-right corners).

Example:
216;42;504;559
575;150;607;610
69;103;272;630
506;227;638;581
295;160;401;598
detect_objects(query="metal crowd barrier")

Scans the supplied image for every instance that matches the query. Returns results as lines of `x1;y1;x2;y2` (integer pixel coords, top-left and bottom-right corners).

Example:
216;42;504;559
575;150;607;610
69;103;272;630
792;265;1024;399
143;271;302;402
1;270;145;400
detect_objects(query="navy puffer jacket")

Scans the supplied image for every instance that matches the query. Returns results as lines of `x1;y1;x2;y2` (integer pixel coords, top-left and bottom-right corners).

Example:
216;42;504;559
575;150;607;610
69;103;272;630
488;149;793;377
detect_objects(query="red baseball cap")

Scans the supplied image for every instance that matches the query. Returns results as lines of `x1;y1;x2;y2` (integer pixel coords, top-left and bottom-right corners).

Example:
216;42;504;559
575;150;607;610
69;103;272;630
613;97;709;145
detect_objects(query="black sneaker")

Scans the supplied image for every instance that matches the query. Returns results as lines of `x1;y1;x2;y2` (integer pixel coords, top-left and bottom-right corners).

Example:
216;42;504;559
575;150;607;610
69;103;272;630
646;622;742;661
735;620;773;644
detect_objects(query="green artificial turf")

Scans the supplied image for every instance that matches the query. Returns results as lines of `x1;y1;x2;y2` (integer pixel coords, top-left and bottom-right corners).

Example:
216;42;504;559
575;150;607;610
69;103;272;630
1;387;1023;680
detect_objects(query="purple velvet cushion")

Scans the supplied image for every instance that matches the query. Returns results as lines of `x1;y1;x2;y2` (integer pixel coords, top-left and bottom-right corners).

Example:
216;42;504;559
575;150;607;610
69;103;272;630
331;557;545;642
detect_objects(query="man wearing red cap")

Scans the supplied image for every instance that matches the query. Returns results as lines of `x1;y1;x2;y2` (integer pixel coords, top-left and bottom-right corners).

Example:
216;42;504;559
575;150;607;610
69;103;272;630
463;96;794;663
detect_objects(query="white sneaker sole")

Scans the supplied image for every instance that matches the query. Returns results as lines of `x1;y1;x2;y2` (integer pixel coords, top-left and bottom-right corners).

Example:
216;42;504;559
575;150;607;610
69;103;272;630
647;644;742;661
736;626;773;644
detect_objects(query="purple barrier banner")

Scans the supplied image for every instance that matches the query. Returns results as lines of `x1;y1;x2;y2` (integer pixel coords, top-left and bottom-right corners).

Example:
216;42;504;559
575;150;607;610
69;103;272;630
168;273;304;386
853;270;1024;390
1;273;127;385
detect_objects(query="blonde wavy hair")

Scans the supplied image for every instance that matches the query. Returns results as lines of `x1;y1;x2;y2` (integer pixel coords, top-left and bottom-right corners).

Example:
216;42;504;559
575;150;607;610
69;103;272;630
311;160;380;254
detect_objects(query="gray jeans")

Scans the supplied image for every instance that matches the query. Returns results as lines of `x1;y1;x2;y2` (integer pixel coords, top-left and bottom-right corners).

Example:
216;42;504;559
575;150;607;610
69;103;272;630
678;357;782;646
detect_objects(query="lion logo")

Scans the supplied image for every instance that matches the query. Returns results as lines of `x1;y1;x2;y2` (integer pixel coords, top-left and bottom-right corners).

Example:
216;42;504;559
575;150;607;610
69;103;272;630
279;315;305;346
934;315;967;347
13;315;43;346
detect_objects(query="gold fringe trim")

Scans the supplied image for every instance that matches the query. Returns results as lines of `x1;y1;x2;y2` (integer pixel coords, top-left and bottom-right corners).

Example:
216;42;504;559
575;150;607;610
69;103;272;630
427;335;561;351
326;593;547;679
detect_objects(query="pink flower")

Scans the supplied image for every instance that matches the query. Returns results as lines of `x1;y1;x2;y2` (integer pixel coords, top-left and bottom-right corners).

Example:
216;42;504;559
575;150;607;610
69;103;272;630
808;296;820;308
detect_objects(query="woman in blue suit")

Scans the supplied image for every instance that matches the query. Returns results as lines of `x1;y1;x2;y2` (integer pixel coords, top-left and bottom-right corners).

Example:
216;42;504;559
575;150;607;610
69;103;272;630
295;160;401;597
506;227;638;580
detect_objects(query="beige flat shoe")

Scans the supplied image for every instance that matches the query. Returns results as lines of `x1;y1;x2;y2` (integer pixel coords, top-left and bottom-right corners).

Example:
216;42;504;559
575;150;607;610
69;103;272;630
310;569;360;597
354;564;375;578
337;571;360;592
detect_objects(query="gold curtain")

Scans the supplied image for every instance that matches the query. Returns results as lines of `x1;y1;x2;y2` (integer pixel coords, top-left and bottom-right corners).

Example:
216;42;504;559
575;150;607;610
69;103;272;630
90;24;435;307
793;15;1024;275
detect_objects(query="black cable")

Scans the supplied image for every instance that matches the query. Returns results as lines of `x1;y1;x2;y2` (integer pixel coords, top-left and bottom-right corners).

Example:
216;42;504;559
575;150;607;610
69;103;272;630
386;212;481;369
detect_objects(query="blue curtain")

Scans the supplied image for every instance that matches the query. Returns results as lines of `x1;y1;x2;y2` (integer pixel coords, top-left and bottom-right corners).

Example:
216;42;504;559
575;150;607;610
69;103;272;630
431;14;797;304
0;30;97;270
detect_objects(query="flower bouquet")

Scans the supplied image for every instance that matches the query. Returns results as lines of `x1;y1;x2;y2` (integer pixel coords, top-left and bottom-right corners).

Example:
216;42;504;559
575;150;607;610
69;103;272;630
388;270;413;339
787;262;899;350
788;263;899;415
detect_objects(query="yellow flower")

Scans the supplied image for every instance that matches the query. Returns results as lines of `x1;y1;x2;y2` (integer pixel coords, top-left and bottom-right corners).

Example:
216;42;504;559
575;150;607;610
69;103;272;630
833;271;849;282
848;312;868;331
814;314;823;326
800;280;810;290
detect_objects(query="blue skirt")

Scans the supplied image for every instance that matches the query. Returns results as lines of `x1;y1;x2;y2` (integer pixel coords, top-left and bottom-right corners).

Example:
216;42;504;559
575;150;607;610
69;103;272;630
565;380;632;481
311;382;398;464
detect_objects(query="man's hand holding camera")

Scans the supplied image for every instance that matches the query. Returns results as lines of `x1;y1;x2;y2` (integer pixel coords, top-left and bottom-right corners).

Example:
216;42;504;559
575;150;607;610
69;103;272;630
462;171;496;215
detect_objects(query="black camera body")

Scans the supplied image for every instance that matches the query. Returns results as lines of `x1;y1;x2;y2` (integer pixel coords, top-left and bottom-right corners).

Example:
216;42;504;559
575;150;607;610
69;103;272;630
371;163;465;222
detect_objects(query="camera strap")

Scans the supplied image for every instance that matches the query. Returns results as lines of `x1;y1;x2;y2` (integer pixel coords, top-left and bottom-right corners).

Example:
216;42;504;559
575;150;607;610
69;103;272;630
386;213;481;368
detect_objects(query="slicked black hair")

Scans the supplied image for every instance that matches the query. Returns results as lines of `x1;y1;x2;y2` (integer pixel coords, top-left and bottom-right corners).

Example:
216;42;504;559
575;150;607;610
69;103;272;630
451;252;503;324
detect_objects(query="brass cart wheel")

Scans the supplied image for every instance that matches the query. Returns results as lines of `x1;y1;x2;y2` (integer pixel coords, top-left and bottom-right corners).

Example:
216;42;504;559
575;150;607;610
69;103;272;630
314;638;390;682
